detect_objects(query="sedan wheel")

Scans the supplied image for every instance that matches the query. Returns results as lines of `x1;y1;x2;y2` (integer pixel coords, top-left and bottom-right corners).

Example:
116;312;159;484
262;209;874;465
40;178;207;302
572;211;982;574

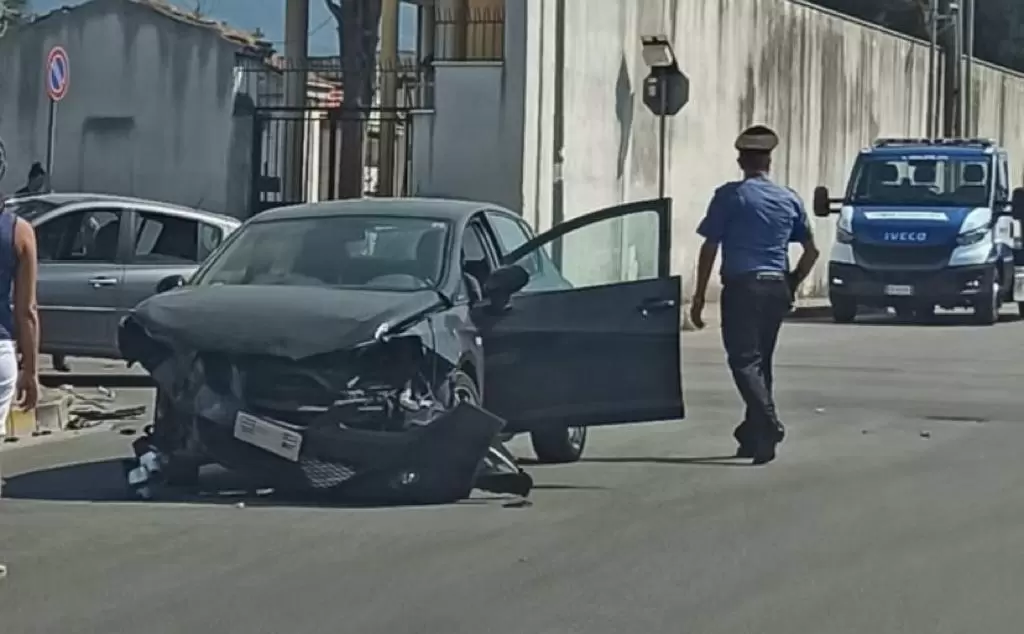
530;425;588;464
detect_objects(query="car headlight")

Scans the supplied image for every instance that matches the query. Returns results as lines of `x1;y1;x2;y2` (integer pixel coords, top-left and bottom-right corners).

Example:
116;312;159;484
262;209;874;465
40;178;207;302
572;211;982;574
836;226;854;244
956;226;988;246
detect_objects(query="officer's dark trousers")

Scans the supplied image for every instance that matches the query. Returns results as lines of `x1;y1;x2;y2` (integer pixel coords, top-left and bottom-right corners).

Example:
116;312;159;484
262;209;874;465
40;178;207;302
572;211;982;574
720;272;792;443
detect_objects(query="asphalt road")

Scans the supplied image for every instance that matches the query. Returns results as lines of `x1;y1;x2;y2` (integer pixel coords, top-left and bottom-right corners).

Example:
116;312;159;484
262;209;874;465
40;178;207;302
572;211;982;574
3;311;1024;633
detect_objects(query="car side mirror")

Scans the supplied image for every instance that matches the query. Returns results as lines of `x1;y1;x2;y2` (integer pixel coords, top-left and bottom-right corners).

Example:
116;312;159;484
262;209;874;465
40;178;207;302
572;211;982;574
483;265;529;306
155;274;186;294
1012;187;1024;220
812;186;833;218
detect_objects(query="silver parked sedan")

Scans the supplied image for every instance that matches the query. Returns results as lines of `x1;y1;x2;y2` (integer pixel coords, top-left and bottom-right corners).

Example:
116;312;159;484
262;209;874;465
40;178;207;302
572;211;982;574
3;193;241;360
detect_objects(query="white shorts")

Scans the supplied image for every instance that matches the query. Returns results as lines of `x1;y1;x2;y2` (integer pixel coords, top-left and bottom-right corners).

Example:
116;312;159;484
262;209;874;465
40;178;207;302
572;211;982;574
0;340;18;438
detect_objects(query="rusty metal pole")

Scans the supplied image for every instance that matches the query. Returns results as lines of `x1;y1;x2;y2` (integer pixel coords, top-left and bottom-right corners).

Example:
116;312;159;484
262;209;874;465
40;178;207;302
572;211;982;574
283;0;309;204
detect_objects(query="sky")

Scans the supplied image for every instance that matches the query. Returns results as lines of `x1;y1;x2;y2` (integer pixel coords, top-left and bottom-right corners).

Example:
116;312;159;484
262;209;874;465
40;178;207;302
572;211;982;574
29;0;420;56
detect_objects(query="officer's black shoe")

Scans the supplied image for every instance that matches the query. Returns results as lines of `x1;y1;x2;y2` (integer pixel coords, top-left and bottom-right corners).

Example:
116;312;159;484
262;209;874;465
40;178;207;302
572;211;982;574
733;424;758;458
750;428;785;466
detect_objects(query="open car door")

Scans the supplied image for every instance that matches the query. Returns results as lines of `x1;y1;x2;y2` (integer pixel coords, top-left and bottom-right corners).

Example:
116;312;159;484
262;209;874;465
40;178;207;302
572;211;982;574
479;199;683;434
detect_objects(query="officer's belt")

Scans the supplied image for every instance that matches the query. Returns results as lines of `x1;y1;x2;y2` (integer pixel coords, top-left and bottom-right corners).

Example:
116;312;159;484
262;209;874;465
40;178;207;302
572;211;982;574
723;270;787;283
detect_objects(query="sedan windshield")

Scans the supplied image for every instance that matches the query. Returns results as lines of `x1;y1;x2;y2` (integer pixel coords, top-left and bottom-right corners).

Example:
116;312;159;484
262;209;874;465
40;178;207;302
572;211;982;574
192;214;450;291
847;155;992;207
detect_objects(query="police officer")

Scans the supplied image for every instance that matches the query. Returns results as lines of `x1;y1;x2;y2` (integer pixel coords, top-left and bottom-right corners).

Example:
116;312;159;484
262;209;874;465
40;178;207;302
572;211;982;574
689;125;820;465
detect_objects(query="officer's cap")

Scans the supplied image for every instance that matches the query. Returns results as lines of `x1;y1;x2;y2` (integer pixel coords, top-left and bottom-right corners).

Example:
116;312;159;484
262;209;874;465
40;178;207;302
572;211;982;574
735;125;779;152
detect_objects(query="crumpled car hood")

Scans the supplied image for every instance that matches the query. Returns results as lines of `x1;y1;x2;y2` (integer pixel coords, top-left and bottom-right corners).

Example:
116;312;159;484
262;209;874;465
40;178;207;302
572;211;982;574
128;285;444;360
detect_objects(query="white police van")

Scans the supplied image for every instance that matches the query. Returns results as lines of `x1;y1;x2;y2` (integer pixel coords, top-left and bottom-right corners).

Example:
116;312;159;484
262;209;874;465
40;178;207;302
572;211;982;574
813;138;1024;325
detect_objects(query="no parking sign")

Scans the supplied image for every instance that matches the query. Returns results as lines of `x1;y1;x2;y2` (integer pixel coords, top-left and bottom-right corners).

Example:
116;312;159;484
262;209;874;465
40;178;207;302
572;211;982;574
46;46;69;101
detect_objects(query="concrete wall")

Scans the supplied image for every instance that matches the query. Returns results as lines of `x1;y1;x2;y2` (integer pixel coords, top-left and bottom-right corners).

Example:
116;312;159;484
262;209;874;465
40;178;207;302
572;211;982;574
0;0;252;217
970;61;1024;183
521;0;952;299
519;0;1024;299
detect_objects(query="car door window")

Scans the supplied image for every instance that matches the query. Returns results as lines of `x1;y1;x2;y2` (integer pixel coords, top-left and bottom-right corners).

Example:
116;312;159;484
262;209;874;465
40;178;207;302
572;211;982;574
485;212;564;292
132;212;200;264
502;201;668;292
997;155;1010;201
37;208;123;263
461;221;493;299
198;223;224;260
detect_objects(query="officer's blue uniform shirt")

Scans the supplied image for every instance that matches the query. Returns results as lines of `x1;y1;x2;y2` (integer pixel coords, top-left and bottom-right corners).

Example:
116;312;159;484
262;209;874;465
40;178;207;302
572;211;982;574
696;175;812;278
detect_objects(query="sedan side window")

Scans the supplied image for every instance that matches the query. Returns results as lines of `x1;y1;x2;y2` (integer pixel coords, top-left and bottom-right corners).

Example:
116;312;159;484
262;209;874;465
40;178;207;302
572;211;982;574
132;212;200;264
37;208;123;263
486;212;564;292
198;223;223;260
503;204;665;292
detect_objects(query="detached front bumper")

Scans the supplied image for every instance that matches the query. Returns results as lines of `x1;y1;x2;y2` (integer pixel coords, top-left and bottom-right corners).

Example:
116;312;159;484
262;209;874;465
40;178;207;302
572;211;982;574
828;262;994;308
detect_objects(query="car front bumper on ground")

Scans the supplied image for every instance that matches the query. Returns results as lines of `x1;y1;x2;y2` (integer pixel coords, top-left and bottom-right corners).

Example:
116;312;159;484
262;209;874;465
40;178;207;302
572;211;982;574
828;262;995;308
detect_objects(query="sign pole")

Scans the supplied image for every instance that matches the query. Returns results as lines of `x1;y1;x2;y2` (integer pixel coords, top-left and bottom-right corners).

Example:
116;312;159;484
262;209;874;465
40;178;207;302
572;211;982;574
45;98;56;176
44;45;69;186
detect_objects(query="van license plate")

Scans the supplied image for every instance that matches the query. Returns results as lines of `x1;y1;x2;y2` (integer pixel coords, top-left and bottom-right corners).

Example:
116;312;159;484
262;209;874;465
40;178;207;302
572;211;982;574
233;412;302;462
884;285;913;296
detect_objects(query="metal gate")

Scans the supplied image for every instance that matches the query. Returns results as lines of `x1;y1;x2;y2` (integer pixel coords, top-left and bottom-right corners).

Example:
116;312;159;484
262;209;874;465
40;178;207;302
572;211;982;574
249;106;413;216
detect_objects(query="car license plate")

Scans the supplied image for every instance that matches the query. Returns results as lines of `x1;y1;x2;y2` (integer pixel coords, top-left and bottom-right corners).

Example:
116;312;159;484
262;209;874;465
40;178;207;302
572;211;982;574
884;284;913;296
233;411;302;462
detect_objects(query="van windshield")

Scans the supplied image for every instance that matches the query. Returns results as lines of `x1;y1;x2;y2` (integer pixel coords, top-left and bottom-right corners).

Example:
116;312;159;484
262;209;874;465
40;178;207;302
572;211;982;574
847;155;992;207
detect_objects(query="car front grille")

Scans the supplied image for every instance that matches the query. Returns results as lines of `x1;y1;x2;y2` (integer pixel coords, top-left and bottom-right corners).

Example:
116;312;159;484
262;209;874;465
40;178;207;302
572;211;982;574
854;242;952;269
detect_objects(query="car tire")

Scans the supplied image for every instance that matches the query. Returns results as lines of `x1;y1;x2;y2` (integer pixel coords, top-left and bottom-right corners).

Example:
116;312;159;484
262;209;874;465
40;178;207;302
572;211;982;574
1018;301;1024;318
530;425;588;464
831;299;857;324
974;292;999;325
153;389;201;488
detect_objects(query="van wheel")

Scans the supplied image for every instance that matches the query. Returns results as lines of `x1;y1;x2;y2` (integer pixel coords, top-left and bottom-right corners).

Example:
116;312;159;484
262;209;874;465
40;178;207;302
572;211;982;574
974;292;999;325
531;425;588;464
831;299;857;323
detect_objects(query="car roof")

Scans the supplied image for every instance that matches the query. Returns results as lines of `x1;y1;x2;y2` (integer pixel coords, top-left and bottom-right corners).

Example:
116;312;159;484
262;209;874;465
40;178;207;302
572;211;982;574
251;198;511;224
864;146;994;158
8;192;240;225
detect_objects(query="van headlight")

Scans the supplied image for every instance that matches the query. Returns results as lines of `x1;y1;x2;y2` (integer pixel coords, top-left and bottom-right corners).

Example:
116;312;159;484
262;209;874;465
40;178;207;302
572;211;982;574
956;227;988;246
836;226;854;244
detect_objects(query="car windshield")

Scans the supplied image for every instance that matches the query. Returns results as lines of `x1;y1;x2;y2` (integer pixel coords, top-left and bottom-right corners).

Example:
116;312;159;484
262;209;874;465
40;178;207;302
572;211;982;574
192;214;450;291
2;198;59;221
847;154;992;207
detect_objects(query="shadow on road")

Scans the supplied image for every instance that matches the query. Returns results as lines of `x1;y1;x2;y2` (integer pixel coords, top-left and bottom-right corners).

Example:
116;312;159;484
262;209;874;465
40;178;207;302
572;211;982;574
582;455;753;467
790;311;1021;327
2;458;584;506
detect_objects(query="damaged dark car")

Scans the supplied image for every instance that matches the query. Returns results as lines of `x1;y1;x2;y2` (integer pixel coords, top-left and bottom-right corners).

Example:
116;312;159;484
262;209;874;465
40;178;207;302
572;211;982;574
118;198;684;504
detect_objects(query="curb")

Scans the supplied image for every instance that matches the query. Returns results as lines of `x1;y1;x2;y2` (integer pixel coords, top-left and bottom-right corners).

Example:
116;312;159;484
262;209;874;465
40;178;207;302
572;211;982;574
682;300;833;331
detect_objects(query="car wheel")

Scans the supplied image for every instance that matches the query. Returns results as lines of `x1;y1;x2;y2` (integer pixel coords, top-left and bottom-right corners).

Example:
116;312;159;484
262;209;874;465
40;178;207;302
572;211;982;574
530;425;588;464
450;369;482;406
1017;301;1024;318
974;292;999;325
894;305;916;322
153;389;200;488
831;299;857;323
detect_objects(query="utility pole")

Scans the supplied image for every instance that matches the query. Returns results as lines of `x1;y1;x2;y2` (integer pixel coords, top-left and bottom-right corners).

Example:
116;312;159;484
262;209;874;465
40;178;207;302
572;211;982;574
377;0;399;196
939;0;957;137
963;0;975;137
283;0;309;204
926;0;939;138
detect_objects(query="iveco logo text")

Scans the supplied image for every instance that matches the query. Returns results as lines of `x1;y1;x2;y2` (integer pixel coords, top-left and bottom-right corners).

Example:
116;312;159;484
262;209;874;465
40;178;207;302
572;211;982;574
883;231;928;242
